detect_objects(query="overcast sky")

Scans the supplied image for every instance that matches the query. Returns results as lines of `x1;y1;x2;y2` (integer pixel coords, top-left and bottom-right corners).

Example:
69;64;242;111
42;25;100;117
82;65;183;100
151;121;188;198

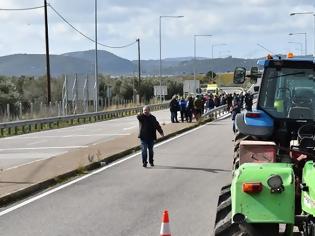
0;0;314;60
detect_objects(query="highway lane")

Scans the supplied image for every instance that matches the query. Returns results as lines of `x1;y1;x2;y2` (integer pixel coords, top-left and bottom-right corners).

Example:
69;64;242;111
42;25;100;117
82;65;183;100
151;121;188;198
0;109;171;170
0;116;234;235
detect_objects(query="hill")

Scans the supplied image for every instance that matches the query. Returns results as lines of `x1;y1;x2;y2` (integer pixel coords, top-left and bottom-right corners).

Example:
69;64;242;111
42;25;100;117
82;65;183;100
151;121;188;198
0;50;261;77
62;50;135;74
137;56;259;75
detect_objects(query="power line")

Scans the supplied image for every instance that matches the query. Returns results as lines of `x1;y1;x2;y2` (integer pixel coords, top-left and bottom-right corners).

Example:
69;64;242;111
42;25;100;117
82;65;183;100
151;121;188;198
0;6;44;11
48;3;137;49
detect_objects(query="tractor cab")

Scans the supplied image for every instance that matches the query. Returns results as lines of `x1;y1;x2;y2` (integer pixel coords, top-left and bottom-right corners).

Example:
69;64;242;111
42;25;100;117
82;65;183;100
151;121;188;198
233;54;315;146
258;58;315;121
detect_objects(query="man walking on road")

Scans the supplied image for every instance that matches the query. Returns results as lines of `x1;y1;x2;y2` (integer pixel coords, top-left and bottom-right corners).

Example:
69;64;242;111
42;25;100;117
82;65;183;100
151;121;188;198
137;105;164;167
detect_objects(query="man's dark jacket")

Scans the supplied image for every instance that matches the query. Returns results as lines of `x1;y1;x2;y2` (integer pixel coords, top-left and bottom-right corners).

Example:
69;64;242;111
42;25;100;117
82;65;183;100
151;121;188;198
169;99;179;112
137;114;163;140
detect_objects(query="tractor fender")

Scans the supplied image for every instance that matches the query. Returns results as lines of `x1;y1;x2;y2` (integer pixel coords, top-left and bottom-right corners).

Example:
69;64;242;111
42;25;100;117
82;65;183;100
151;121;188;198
301;161;315;215
231;163;295;224
235;111;273;138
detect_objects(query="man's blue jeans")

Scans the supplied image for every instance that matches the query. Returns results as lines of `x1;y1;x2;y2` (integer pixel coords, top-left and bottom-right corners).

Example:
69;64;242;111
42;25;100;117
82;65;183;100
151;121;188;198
141;139;154;164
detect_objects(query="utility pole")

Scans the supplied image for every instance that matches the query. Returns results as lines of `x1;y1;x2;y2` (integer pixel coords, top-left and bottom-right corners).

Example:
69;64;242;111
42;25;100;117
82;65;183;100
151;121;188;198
44;0;51;104
94;0;99;112
159;16;162;102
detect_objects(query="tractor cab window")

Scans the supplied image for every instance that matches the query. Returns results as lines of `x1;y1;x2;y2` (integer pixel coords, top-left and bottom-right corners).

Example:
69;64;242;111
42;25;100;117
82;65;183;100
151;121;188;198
259;66;315;120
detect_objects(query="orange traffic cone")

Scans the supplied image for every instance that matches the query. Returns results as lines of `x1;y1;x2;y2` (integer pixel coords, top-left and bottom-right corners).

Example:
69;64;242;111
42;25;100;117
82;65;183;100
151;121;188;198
160;210;171;236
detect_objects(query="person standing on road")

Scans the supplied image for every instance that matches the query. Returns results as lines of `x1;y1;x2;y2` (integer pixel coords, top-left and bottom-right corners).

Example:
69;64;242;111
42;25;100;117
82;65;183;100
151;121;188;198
186;95;194;122
194;95;204;121
245;92;253;111
179;97;187;122
169;95;179;123
231;97;241;133
207;94;215;110
137;105;164;167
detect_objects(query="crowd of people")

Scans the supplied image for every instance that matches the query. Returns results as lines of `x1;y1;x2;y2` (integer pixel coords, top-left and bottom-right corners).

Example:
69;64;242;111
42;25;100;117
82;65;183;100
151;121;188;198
137;91;254;168
169;91;254;126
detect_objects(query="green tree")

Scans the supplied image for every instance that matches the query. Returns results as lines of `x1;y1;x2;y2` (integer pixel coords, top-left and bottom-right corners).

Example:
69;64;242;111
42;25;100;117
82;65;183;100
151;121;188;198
0;77;20;115
21;77;46;102
166;80;183;99
112;79;122;99
139;80;154;101
120;79;134;100
204;70;217;83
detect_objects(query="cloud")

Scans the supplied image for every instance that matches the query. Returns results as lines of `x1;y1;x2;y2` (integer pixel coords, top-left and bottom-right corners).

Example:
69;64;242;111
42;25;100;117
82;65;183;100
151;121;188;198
0;0;314;59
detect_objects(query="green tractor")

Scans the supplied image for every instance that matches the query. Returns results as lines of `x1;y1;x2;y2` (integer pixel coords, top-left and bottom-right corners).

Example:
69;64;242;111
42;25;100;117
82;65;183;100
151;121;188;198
214;55;315;235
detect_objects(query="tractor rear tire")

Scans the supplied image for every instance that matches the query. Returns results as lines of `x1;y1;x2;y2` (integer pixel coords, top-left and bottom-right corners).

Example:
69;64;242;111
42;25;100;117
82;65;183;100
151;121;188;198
233;132;255;171
214;185;280;236
214;185;244;236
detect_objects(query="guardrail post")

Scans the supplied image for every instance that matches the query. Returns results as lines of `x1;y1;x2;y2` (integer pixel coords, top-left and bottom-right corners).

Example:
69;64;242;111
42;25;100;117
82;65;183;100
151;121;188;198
57;102;61;117
30;102;34;119
6;104;10;121
18;102;22;120
49;102;52;116
40;102;43;117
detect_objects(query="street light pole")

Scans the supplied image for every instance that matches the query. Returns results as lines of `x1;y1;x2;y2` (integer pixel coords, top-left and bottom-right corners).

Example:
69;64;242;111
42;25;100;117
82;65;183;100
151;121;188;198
137;38;141;89
211;43;226;81
290;12;315;56
288;41;303;55
193;34;212;94
159;16;162;102
212;43;227;59
159;15;184;101
289;32;307;55
219;50;231;58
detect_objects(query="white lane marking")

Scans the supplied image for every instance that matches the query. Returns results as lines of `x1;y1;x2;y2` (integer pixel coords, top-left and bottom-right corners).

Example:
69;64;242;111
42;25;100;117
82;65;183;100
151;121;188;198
0;121;208;217
123;126;137;131
27;140;45;146
0;146;88;152
4;133;131;140
4;158;46;171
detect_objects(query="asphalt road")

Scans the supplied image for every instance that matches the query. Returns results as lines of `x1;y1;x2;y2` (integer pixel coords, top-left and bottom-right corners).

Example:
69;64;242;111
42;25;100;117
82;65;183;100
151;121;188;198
0;116;233;235
0;109;171;170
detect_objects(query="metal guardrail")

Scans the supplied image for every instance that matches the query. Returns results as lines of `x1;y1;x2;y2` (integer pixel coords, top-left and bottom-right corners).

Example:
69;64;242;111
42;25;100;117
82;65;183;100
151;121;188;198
202;104;229;120
0;103;169;137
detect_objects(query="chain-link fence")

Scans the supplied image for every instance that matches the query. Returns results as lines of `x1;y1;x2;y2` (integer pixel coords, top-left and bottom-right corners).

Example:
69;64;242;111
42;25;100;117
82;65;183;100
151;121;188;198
0;73;164;122
0;97;160;123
